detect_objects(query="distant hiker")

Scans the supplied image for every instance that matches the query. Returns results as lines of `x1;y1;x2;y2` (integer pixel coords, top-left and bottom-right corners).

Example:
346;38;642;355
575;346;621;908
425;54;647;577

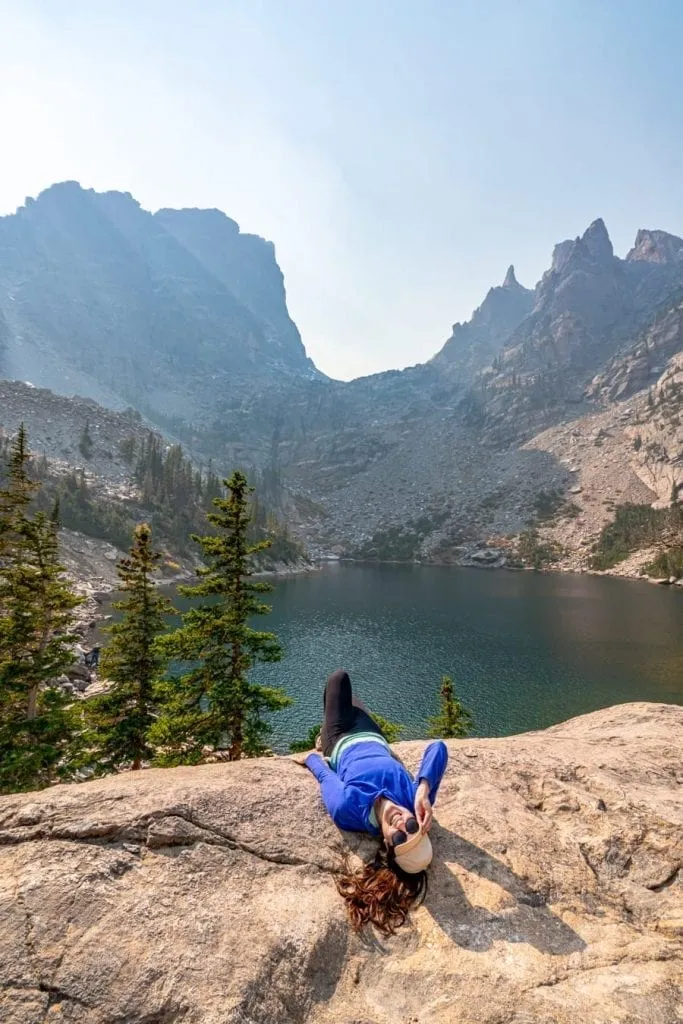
298;669;447;935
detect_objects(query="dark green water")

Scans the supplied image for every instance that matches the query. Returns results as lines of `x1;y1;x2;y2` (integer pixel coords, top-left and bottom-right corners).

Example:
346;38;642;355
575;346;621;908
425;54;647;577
161;564;683;752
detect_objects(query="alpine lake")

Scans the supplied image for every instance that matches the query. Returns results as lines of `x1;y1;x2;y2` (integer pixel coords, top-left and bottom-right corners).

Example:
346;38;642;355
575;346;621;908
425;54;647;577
105;563;683;753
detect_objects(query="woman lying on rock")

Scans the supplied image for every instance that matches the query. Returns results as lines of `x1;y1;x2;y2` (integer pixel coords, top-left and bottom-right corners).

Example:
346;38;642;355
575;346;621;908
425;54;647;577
297;669;448;935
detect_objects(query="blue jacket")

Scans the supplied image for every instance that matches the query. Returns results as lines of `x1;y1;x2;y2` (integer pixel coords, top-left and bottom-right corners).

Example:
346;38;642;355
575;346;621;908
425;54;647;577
305;739;448;835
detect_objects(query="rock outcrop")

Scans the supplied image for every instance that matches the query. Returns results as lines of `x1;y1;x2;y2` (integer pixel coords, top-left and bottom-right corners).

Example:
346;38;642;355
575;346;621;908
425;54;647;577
1;703;681;1023
154;206;309;370
627;229;683;267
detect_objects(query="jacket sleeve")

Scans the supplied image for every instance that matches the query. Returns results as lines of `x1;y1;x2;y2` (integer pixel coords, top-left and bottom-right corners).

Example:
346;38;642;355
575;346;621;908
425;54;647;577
414;740;449;804
304;753;368;832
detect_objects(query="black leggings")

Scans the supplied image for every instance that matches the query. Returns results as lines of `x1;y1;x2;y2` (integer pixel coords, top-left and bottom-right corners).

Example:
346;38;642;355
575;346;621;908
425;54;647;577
320;669;383;757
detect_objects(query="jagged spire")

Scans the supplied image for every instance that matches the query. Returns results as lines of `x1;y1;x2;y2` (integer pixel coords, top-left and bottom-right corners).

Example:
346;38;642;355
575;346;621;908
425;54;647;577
502;265;518;288
581;218;613;263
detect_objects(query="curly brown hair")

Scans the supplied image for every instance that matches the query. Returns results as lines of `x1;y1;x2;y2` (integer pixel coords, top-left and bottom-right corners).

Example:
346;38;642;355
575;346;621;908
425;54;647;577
335;844;428;936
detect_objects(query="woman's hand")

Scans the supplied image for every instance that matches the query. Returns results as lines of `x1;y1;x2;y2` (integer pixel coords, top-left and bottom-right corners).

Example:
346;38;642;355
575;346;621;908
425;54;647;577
414;780;433;832
291;750;315;767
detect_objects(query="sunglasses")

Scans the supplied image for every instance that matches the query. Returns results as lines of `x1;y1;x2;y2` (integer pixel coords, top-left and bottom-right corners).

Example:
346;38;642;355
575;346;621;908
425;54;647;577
391;816;419;847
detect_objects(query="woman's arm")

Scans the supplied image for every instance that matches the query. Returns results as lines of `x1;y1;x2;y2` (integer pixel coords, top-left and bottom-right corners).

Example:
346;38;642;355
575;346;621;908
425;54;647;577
415;740;449;803
303;753;369;832
413;740;448;831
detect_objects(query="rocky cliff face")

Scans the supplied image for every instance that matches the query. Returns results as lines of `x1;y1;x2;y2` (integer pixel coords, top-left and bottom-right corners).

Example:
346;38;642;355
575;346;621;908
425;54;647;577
154;206;310;370
0;183;319;426
0;702;681;1023
272;228;683;562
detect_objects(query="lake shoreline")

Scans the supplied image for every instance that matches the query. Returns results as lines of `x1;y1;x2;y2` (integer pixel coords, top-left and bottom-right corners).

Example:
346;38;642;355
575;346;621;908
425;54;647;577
336;555;683;589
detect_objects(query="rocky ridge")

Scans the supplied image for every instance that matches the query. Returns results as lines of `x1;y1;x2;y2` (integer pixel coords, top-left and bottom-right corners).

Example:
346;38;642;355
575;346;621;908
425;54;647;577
0;702;681;1023
0;379;188;590
472;220;683;448
430;263;534;382
217;219;683;566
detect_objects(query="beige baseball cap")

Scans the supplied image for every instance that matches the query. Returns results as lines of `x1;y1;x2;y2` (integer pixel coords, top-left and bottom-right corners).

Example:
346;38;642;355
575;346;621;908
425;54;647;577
393;828;433;874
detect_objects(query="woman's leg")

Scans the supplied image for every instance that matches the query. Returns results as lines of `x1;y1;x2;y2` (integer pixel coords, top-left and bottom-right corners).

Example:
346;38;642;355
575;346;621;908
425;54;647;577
321;669;356;756
320;669;382;756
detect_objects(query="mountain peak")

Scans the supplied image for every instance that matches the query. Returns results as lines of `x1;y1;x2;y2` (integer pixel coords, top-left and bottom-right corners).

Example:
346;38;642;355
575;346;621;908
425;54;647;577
503;264;519;288
626;228;683;265
0;183;319;416
430;264;534;377
32;181;139;208
37;180;85;199
581;218;613;263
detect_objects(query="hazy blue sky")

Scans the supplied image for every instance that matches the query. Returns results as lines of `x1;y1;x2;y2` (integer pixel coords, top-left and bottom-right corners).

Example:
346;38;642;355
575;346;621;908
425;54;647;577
2;1;682;380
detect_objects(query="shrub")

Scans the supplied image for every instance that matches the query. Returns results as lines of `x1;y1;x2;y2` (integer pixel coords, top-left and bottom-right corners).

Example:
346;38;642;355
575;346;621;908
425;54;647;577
516;529;563;569
590;503;683;570
289;712;403;753
645;547;683;580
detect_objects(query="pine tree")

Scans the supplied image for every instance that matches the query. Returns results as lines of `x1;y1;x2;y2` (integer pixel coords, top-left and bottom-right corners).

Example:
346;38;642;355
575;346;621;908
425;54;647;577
427;675;473;739
0;425;35;561
86;523;172;773
78;421;94;460
118;436;137;464
0;429;83;793
151;471;291;764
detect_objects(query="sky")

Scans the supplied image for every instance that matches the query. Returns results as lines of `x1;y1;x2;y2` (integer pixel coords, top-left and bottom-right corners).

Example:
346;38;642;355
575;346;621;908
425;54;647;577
1;1;683;381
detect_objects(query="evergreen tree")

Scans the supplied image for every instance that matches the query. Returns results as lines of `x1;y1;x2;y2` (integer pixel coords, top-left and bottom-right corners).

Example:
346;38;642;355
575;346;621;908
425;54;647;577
371;712;403;744
151;471;291;764
86;523;172;772
118;436;137;464
78;421;94;460
427;675;473;739
0;429;83;793
0;425;35;561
